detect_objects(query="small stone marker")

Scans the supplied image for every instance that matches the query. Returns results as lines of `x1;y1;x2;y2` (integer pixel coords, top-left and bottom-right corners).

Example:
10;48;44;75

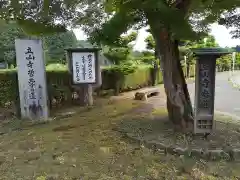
192;48;233;134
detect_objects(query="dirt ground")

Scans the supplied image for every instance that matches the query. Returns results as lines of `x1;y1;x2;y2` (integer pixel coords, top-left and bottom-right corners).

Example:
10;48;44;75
0;94;240;179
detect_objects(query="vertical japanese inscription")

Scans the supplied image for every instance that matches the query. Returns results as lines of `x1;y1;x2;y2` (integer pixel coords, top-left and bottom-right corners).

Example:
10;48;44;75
75;61;80;82
25;47;36;100
25;47;39;118
87;54;93;80
15;39;49;120
72;52;96;84
81;55;86;80
199;63;211;109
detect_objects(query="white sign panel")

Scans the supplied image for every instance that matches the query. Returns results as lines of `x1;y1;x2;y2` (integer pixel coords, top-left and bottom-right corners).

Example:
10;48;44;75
72;52;96;84
15;39;48;120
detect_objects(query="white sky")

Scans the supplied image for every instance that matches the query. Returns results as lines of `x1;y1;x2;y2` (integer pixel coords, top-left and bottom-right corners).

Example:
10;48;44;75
73;23;240;51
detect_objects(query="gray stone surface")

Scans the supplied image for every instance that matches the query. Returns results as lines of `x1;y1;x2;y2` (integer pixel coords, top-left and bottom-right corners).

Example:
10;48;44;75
125;132;240;161
208;149;224;161
127;133;143;144
173;147;188;156
230;149;240;161
144;140;158;149
190;148;204;158
155;142;167;150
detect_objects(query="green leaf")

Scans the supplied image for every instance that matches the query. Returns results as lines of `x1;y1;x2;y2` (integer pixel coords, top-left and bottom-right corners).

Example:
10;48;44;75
91;9;140;46
16;19;66;35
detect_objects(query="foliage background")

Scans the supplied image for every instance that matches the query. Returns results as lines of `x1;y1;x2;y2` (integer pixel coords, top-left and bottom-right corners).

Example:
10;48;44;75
0;65;195;109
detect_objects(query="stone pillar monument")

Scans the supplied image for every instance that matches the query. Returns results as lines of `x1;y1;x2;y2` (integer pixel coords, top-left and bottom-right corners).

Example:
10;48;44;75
192;48;232;134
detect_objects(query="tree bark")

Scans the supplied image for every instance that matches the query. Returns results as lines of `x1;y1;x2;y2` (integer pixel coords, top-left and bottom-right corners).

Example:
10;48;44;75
153;28;194;132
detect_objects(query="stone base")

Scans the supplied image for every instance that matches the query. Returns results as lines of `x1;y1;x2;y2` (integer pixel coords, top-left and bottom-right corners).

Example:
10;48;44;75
125;132;240;162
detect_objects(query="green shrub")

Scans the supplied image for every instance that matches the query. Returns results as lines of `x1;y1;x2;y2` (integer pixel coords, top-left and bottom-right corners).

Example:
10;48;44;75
0;66;155;107
121;67;152;90
46;63;67;71
0;65;195;108
101;64;152;95
139;56;155;64
0;70;18;107
103;47;130;65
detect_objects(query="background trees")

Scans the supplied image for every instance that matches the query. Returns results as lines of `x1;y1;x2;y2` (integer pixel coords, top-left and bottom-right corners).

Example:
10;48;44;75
1;0;240;131
0;21;27;66
103;32;137;65
44;31;78;64
0;21;78;66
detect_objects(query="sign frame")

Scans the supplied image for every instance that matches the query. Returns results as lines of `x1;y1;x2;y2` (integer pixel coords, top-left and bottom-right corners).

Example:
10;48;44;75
66;48;101;86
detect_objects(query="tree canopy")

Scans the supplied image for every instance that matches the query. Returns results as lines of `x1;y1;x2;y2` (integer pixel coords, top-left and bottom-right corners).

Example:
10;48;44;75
0;0;79;35
44;31;78;64
219;10;240;38
2;0;240;130
80;0;240;46
145;35;155;51
0;21;78;65
1;1;240;43
0;21;27;65
103;32;137;65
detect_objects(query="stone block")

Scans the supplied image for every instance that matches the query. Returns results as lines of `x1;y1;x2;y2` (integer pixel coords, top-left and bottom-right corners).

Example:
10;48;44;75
230;149;240;161
165;146;175;154
155;142;167;150
173;147;188;156
126;133;143;144
208;149;224;161
144;140;158;150
190;149;204;158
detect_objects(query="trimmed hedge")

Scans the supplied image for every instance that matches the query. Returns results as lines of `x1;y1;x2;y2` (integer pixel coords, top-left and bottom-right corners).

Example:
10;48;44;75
101;66;157;93
0;65;195;108
0;70;18;108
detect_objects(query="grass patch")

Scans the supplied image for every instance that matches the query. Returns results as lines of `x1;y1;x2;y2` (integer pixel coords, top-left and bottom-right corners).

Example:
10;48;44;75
127;108;240;150
118;107;240;179
0;100;239;179
151;107;168;116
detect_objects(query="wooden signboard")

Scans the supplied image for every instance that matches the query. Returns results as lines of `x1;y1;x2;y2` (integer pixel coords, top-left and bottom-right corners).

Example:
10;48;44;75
66;48;102;106
66;48;101;86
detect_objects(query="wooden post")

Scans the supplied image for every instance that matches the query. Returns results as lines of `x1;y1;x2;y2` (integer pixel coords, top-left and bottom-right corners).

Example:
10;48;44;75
66;48;101;107
75;84;93;106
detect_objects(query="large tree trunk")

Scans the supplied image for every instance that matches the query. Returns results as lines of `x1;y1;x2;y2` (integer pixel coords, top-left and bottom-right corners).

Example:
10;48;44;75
154;28;194;132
